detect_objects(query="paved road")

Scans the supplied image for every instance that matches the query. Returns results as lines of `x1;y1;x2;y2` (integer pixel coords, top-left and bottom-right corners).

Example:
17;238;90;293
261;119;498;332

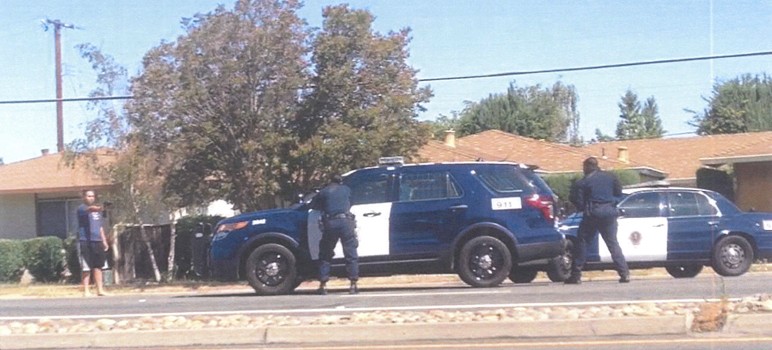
1;272;768;319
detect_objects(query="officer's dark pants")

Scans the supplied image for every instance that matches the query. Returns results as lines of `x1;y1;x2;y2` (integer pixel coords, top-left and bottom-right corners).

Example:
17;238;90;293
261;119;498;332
572;215;629;278
318;217;359;282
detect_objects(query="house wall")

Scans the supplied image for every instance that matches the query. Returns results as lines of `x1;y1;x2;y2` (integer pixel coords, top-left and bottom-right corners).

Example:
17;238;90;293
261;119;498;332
734;162;772;212
0;194;36;239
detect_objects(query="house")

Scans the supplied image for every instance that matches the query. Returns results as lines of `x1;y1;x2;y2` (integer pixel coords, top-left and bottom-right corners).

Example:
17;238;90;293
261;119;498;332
0;150;114;239
419;130;772;212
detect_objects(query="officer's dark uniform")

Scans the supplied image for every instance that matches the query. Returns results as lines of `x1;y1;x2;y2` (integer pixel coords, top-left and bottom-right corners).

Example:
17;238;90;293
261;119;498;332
567;157;629;284
312;175;359;294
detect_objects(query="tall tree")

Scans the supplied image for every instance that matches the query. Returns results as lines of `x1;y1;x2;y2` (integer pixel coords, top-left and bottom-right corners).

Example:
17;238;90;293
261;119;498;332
127;0;310;212
290;4;432;193
454;81;577;142
615;89;664;140
689;73;772;135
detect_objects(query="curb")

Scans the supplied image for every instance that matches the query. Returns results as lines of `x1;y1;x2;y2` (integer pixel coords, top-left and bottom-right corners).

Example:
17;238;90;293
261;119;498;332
3;314;770;349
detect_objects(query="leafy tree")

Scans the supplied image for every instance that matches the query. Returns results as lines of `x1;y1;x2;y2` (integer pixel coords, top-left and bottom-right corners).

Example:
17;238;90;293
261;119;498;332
426;112;461;140
454;81;577;142
127;1;431;211
127;0;310;212
279;4;432;195
615;89;664;140
689;73;772;134
593;128;615;142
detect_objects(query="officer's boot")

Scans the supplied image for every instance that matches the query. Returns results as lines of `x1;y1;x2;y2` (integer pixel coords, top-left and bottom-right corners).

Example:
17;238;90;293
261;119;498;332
348;280;359;294
317;281;327;295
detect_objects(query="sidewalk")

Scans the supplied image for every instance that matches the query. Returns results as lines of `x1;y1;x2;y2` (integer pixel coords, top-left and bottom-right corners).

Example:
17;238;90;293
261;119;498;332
2;271;772;349
2;312;771;349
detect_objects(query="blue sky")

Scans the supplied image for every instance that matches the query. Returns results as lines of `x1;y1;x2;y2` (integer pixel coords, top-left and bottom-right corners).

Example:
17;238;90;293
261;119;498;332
1;1;771;163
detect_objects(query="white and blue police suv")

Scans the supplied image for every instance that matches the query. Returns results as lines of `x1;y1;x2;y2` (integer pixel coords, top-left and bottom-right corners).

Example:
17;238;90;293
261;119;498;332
209;159;565;295
532;186;772;282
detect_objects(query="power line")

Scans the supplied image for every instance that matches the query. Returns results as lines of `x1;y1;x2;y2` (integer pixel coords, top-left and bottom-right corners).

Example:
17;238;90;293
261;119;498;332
419;51;772;82
1;50;771;105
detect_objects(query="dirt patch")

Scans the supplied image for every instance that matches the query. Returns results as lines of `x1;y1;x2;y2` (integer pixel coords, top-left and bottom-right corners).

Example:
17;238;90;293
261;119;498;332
691;298;729;332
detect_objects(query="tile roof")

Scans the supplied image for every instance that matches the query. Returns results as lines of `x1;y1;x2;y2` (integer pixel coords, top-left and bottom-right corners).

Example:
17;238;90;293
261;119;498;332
418;130;772;181
582;131;772;180
0;152;114;194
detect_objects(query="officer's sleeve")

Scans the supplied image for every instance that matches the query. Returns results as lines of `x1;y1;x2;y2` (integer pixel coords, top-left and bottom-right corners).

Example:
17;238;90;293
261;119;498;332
569;180;584;211
612;175;623;198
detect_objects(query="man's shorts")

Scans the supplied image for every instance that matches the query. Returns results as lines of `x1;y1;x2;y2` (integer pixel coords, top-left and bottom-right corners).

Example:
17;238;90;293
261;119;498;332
78;241;107;272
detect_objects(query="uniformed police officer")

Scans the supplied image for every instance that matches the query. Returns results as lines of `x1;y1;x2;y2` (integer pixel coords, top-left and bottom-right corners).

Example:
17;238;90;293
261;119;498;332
566;157;630;284
312;174;359;294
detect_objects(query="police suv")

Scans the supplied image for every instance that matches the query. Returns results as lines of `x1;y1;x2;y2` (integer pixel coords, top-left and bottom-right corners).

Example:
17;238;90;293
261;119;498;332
544;186;772;281
209;158;566;295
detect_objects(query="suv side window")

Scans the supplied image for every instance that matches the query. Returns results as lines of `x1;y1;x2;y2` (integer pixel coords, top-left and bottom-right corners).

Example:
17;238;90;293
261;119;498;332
399;171;461;201
349;173;391;205
667;191;701;217
619;192;661;218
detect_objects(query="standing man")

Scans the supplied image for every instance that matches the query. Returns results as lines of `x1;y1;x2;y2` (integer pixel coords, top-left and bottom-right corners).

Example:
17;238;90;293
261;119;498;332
312;174;359;295
77;190;110;296
566;157;629;284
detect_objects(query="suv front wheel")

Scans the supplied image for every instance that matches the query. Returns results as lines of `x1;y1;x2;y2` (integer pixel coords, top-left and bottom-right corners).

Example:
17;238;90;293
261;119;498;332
245;243;298;295
457;236;512;287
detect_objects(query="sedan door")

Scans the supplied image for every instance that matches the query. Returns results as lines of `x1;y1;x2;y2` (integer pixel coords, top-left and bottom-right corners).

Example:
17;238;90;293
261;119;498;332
602;191;668;262
665;191;720;260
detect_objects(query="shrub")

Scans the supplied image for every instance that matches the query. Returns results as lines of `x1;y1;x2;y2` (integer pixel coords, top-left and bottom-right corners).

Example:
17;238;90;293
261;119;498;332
174;215;224;279
23;237;66;282
63;236;81;282
0;239;25;282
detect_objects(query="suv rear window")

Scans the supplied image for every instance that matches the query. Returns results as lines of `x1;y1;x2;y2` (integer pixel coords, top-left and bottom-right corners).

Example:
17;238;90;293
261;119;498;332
477;166;532;193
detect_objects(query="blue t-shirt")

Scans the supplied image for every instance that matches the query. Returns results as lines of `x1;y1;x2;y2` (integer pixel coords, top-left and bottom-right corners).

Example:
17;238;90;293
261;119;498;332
77;204;103;241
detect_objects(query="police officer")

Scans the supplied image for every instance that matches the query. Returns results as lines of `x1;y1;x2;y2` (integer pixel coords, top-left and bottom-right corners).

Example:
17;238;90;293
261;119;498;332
313;174;359;294
566;157;630;284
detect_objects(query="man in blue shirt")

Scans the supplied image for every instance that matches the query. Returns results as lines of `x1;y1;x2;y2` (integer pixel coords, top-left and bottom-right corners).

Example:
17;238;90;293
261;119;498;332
566;157;629;284
77;190;110;296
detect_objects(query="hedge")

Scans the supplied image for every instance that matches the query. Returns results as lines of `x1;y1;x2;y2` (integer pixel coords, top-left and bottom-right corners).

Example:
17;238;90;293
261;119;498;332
0;239;25;282
0;237;67;283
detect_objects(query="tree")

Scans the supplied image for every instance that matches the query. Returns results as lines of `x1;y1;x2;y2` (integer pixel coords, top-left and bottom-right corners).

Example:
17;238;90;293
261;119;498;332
454;81;577;142
425;112;461;140
689;73;772;135
593;128;615;142
127;1;431;211
290;5;432;194
615;89;664;140
128;0;310;212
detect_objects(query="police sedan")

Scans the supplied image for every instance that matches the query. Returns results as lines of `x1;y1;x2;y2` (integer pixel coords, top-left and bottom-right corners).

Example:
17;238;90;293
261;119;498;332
552;187;772;279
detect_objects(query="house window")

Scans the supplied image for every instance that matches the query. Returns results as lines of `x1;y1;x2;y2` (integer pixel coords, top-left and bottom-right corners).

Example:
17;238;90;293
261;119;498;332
37;198;81;239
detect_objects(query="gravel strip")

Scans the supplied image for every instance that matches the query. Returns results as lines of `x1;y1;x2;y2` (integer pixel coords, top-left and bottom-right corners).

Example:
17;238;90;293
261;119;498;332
1;294;770;336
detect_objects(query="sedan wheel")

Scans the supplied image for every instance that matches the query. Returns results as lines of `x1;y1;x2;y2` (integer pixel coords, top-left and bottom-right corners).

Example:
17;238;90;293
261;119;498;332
665;265;703;278
712;236;754;277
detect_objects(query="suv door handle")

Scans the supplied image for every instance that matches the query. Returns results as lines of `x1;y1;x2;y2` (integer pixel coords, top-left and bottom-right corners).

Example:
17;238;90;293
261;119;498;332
707;221;719;226
363;211;381;217
449;205;468;210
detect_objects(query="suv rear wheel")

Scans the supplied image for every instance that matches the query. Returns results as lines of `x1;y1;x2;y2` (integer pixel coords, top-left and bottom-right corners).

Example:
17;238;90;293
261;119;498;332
457;236;512;287
245;243;298;295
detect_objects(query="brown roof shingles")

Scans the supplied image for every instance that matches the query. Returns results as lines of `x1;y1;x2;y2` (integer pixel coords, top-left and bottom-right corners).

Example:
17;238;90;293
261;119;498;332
419;130;772;181
0;153;113;194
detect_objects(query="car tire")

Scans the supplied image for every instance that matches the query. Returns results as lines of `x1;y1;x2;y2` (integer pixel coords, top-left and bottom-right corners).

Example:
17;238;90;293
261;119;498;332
546;240;574;282
457;236;512;288
665;265;703;278
509;267;538;283
245;243;298;295
711;235;754;277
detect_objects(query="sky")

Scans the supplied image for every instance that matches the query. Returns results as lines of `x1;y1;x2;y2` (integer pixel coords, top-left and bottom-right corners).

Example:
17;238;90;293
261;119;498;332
1;1;771;164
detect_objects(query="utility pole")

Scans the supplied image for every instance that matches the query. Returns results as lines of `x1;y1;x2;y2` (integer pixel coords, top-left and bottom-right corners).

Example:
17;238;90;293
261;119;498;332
43;19;74;153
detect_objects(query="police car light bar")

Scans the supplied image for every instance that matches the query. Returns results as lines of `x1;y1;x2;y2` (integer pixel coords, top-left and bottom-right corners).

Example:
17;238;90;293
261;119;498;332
378;156;404;165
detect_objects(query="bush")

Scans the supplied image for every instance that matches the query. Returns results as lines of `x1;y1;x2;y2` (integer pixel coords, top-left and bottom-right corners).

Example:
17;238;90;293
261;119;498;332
0;239;26;282
63;236;81;282
23;237;66;282
174;215;224;280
